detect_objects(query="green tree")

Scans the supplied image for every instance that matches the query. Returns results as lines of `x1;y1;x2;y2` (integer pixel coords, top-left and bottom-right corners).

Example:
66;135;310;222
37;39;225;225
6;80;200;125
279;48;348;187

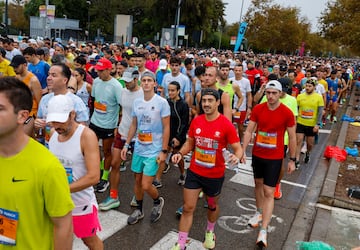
320;0;360;54
243;0;310;53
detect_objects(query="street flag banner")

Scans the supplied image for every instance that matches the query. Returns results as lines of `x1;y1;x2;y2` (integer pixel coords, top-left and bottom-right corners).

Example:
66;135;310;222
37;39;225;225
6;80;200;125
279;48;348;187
234;22;248;52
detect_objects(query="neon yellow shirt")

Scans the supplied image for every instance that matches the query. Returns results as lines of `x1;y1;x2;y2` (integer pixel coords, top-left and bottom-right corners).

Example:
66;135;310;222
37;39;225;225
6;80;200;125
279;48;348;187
0;138;74;249
0;59;16;77
318;79;328;92
216;81;235;108
297;92;324;127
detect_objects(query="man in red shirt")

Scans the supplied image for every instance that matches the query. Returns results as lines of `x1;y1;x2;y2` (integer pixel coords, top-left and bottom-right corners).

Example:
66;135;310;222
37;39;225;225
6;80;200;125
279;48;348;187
171;88;243;250
245;61;261;96
242;80;296;248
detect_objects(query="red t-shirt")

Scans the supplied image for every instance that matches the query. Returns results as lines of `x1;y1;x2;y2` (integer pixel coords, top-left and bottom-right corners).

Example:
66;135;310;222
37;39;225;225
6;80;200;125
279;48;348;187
250;102;295;159
245;68;261;86
188;114;240;178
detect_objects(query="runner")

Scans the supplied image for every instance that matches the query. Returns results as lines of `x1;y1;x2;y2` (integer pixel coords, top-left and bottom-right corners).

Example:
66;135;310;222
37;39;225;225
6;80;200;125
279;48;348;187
171;88;243;250
243;80;296;248
120;71;170;225
0;77;74;250
47;94;103;249
98;68;144;211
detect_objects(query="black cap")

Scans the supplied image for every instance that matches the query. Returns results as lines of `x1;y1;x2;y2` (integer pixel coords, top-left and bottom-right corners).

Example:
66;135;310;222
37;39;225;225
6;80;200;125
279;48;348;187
10;55;27;68
278;77;291;92
279;64;288;72
201;88;220;100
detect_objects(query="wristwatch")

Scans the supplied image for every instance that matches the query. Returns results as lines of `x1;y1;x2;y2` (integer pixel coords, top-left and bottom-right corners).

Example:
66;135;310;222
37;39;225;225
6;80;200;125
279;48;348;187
161;149;168;154
289;157;296;162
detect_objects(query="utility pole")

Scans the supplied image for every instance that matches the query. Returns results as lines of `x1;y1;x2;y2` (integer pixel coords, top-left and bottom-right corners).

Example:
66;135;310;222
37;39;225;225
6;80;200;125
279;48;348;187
5;0;8;35
174;0;182;48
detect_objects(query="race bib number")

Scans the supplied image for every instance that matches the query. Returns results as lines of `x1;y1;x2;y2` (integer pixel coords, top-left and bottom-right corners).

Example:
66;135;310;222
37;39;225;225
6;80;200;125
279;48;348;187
94;101;107;114
138;130;153;144
233;111;241;119
256;131;277;149
0;208;19;246
301;109;314;119
194;147;216;168
65;167;73;183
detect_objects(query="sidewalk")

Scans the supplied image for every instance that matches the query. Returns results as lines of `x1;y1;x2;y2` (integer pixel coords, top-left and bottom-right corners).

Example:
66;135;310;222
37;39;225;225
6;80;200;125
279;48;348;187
284;89;360;249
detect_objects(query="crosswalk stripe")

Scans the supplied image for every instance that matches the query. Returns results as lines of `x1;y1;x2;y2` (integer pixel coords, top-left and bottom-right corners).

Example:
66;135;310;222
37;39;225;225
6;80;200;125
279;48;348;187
319;129;331;134
73;210;128;249
150;230;205;249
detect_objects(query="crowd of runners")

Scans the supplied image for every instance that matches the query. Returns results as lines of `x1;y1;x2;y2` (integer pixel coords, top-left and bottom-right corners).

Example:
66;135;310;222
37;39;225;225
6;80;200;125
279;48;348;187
0;36;359;249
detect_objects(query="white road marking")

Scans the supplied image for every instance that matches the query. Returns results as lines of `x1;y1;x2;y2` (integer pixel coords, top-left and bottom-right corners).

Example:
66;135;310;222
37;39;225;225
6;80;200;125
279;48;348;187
150;230;205;249
319;129;332;134
73;209;128;249
280;180;307;188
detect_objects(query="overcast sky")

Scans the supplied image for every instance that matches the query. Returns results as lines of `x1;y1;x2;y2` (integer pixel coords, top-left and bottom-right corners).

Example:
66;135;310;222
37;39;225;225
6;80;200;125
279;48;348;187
224;0;329;32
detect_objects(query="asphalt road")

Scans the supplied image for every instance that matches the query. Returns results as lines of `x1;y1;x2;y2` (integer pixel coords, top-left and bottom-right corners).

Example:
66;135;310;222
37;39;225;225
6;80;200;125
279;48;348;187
73;125;333;250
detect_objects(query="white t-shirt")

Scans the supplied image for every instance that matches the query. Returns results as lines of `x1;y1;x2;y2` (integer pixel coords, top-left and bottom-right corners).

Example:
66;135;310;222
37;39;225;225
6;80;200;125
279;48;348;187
230;77;251;111
118;87;144;139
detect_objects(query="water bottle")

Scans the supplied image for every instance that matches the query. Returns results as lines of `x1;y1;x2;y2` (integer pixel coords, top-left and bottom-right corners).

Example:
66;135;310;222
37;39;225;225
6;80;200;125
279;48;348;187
222;148;239;170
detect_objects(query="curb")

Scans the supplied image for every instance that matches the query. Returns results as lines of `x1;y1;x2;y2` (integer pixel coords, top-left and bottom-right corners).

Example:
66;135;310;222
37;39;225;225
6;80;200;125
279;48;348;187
318;88;360;211
283;89;354;248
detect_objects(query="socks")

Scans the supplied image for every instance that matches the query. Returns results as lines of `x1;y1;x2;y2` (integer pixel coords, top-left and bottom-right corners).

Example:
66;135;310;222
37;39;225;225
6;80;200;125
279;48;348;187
207;220;215;232
153;196;161;205
178;231;188;250
101;169;109;180
110;189;118;199
137;199;143;212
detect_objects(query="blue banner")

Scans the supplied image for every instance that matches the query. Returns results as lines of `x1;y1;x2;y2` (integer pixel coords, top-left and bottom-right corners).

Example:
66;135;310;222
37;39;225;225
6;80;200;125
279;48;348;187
234;22;248;52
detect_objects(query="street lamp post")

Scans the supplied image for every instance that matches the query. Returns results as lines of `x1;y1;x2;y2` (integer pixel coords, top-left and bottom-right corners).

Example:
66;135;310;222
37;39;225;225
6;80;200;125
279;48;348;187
5;0;8;35
86;1;91;41
174;0;182;48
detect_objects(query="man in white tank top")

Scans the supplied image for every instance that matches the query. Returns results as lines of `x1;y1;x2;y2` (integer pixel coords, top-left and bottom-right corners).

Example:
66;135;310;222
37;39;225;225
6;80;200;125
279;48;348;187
47;94;103;250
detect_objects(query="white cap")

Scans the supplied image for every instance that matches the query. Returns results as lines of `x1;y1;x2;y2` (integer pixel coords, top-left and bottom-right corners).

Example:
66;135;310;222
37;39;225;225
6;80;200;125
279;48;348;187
159;59;167;70
46;95;74;123
265;80;282;92
211;57;220;64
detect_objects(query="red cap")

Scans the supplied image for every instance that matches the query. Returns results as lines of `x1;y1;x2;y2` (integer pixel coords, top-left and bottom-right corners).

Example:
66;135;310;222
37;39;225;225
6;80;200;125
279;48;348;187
94;58;112;70
205;61;214;67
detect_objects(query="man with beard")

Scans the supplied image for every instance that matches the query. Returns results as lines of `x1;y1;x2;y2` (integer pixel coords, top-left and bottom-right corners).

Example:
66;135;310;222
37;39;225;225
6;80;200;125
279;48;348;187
295;79;324;169
171;88;243;250
89;58;123;193
47;94;103;250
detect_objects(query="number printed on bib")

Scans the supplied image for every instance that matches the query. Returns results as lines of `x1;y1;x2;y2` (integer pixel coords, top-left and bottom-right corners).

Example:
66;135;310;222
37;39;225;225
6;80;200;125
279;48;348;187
301;109;314;119
0;208;19;246
138;130;153;144
94;100;107;114
194;147;216;168
256;131;277;149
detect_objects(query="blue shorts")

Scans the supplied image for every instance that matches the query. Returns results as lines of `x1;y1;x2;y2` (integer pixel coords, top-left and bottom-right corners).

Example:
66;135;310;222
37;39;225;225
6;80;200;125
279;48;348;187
131;153;159;176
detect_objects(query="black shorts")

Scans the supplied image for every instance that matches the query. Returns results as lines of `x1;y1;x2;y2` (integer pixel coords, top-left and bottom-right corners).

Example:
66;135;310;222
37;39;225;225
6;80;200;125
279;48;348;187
89;123;115;139
296;123;316;137
184;169;224;197
252;155;283;187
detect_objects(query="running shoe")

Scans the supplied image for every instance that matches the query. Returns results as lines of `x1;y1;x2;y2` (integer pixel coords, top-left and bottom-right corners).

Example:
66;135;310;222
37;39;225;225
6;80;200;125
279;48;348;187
171;243;185;250
274;183;282;200
127;209;144;225
95;179;109;193
150;197;164;223
333;116;337;123
301;143;307;154
99;196;120;211
326;114;331;121
177;174;185;185
176;206;183;218
152;179;163;188
199;191;204;199
256;229;268;248
203;230;216;249
119;161;126;172
304;152;310;164
295;161;300;170
163;163;171;174
248;211;262;228
130;195;138;207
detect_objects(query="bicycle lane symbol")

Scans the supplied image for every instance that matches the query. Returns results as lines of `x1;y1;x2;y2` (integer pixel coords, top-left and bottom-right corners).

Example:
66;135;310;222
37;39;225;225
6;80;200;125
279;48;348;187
217;197;284;234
